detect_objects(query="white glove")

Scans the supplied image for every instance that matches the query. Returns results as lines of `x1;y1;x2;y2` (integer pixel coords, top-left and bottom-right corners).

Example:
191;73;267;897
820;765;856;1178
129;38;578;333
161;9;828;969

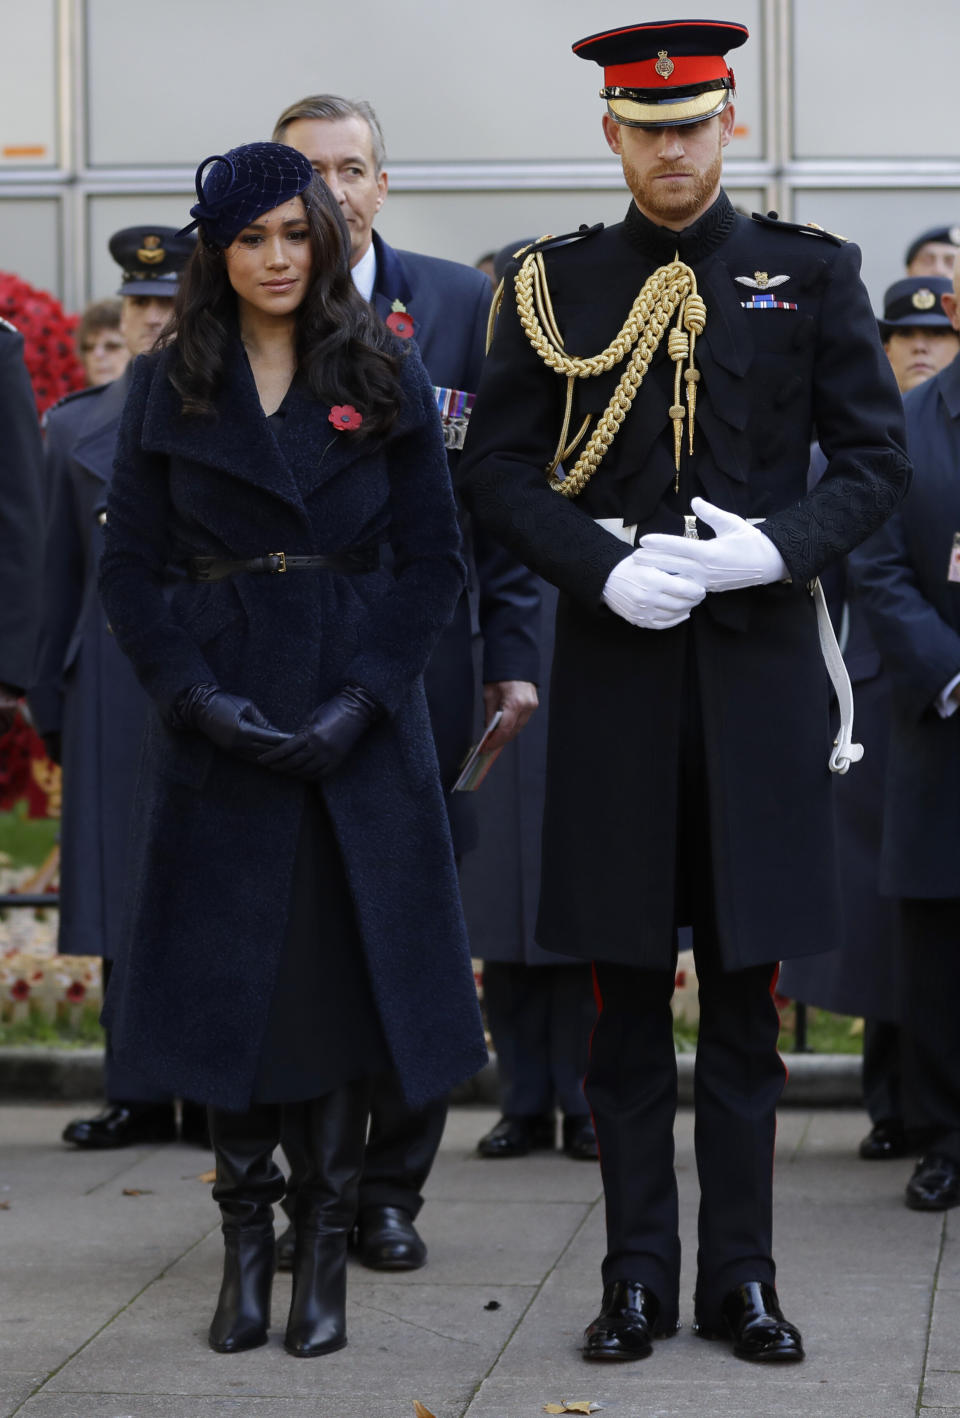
602;555;706;629
633;497;788;593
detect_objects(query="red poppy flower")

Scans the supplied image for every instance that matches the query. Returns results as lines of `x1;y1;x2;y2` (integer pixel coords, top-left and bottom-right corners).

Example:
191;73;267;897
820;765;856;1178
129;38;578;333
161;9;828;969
66;981;87;1002
10;979;30;1001
329;405;363;432
386;310;415;339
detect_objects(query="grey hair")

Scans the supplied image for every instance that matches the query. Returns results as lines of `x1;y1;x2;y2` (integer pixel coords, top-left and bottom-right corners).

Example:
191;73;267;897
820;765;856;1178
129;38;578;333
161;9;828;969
272;95;387;175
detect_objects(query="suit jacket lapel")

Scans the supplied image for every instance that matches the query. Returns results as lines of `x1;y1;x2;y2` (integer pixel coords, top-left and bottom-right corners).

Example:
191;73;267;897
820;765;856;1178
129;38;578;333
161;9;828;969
370;230;413;325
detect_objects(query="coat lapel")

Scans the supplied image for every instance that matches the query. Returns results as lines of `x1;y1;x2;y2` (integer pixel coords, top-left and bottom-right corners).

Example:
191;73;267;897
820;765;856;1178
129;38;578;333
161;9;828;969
71;372;132;485
141;342;307;514
370;229;413;326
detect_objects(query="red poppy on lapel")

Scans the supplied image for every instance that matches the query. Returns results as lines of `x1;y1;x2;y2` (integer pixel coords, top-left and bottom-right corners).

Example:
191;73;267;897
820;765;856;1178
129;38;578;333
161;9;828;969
329;404;363;431
386;298;415;339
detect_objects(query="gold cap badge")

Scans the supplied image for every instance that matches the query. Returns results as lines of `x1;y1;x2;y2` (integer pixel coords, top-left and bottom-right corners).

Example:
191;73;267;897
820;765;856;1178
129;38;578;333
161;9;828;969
655;49;675;79
137;234;166;266
912;288;937;311
950;226;960;246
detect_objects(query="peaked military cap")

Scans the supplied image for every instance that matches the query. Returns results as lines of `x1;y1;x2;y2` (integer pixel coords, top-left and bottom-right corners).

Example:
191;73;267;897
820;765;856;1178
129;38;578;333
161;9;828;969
109;226;195;298
904;225;960;269
573;17;748;128
878;276;954;336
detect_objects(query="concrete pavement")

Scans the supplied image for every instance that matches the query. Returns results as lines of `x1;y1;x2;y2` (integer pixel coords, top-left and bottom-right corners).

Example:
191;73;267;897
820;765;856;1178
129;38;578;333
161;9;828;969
1;1101;956;1418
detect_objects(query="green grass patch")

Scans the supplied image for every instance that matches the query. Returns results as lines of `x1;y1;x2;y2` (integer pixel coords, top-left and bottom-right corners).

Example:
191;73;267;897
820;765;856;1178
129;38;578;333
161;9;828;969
0;1004;104;1048
0;801;59;872
674;1006;863;1055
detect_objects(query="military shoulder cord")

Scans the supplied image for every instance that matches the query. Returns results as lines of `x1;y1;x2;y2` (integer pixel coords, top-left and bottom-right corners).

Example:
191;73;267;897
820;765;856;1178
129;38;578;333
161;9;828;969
512;250;706;497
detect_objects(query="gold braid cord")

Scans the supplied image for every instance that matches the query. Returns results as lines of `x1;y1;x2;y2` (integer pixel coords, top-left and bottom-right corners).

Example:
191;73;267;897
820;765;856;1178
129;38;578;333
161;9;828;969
514;250;706;497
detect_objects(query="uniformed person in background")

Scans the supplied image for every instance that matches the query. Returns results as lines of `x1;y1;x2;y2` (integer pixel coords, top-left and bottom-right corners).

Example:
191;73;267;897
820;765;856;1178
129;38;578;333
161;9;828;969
460;18;910;1365
905;225;960;281
273;95;541;1274
29;226;205;1149
0;318;43;735
780;276;958;1164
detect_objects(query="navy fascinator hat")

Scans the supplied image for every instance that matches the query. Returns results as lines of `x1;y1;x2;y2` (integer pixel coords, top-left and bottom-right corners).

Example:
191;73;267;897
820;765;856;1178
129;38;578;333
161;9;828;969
178;141;315;249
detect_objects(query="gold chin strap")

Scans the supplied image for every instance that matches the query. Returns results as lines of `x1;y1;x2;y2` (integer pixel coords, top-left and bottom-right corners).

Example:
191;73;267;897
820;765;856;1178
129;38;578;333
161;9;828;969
514;248;706;498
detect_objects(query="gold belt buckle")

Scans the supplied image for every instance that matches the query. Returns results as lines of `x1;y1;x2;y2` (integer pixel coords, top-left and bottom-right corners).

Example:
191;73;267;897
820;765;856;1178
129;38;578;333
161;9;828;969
268;551;287;573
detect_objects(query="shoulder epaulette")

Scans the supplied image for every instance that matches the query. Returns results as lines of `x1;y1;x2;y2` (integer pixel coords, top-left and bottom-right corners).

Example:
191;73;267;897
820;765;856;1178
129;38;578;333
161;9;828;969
42;383;104;423
751;210;848;246
0;316;19;335
515;223;605;261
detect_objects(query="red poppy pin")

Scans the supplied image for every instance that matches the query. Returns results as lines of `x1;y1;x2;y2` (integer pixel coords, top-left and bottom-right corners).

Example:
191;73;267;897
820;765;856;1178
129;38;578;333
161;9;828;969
386;298;415;339
329;405;363;432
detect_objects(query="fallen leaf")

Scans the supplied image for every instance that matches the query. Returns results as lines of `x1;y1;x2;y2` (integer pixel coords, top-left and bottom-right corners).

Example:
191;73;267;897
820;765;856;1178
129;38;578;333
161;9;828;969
0;1200;10;1210
121;1188;154;1197
544;1407;566;1414
413;1404;437;1418
197;1169;216;1183
543;1405;601;1415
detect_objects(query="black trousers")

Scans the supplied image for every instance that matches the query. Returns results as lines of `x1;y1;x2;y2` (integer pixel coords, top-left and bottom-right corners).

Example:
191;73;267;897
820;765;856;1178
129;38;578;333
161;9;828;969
862;1018;903;1126
483;961;595;1119
585;636;784;1327
901;898;960;1163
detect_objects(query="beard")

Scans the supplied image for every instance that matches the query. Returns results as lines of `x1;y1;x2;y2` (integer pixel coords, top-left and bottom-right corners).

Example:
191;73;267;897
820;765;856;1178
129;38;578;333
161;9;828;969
623;141;723;227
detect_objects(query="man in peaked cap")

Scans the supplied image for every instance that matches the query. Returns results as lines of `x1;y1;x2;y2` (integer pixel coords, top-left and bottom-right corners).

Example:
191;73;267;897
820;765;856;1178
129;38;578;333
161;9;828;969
905;226;960;281
30;225;207;1151
461;18;910;1364
879;277;959;392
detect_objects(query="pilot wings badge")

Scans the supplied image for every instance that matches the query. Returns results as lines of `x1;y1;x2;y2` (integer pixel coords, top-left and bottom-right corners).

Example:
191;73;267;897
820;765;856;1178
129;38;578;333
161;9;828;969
734;272;791;289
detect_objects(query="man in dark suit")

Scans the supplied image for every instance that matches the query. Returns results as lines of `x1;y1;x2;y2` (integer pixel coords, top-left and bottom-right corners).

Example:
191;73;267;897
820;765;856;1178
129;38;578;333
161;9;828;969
0;319;43;734
30;226;205;1149
273;94;541;1271
851;254;960;1212
460;18;910;1365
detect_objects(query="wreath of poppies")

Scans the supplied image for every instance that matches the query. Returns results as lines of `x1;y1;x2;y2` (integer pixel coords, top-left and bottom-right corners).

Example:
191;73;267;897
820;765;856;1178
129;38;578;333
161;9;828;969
0;271;86;416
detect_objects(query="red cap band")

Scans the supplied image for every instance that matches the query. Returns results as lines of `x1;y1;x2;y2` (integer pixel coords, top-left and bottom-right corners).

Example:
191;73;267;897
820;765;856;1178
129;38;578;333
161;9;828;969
604;54;731;89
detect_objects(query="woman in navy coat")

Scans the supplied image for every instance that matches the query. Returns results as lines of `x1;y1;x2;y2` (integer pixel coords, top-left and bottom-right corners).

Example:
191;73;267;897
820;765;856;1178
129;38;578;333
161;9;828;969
97;143;486;1360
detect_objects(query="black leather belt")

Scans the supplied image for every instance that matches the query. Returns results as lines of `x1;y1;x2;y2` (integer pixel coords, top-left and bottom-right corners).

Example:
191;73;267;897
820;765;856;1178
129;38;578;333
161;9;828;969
186;549;378;582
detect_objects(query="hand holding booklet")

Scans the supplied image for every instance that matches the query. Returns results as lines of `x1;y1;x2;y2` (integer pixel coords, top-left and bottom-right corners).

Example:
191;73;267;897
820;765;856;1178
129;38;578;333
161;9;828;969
452;710;504;792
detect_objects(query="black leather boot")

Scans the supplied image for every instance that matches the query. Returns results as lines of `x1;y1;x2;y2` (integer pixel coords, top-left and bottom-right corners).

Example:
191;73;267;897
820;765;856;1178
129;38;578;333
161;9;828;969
207;1103;285;1354
284;1080;371;1358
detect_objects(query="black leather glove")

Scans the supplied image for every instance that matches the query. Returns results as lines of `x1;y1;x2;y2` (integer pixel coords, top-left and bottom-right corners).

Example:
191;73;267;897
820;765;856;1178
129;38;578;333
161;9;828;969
259;684;382;781
42;732;62;765
172;683;289;762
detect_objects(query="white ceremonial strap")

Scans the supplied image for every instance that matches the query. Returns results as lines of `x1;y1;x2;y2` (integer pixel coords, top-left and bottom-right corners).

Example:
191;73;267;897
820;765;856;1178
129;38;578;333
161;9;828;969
811;576;864;775
594;517;637;546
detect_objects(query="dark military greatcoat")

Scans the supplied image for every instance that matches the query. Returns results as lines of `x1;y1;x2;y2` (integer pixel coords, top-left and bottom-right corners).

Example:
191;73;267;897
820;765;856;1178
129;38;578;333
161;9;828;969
98;339;487;1112
460;192;910;972
30;371;149;961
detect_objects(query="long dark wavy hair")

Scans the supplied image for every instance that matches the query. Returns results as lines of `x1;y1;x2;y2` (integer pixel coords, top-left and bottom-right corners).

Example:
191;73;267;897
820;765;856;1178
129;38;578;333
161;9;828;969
166;175;402;436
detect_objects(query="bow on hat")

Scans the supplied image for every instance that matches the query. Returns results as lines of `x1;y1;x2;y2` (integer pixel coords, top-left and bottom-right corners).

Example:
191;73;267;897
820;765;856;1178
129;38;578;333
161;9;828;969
178;141;315;249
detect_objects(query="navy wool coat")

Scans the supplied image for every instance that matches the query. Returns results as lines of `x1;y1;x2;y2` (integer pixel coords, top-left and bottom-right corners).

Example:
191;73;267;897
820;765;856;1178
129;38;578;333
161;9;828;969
372;232;540;852
0;324;43;695
29;371;150;960
851;352;960;900
98;338;488;1112
460;194;911;972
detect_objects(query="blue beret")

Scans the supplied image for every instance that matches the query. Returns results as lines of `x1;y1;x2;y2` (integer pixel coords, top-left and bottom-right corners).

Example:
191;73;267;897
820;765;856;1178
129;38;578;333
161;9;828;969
179;141;314;249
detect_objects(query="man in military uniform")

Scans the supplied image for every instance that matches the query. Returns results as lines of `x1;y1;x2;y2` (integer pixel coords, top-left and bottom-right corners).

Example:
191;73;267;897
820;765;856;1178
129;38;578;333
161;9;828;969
0;319;43;734
273;94;541;1272
460;19;910;1364
851;254;960;1214
905;225;960;281
30;227;202;1149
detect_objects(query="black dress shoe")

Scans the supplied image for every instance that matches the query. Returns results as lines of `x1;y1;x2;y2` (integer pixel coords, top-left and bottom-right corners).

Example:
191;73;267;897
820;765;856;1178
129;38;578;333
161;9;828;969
62;1103;177;1149
695;1281;804;1362
179;1101;212;1149
906;1153;960;1211
276;1220;296;1272
354;1205;426;1270
859;1119;909;1160
583;1280;674;1361
476;1114;555;1158
562;1115;599;1161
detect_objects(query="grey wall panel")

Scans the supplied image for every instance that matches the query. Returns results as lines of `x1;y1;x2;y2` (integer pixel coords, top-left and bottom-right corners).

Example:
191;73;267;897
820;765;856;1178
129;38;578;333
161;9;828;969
0;0;58;169
85;0;763;167
793;188;960;308
0;198;62;298
378;187;767;269
87;193;193;302
793;0;960;159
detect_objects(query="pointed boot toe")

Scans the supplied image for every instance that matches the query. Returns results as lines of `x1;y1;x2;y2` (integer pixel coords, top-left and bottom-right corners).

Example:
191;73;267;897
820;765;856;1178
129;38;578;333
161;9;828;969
208;1230;275;1353
284;1227;348;1357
